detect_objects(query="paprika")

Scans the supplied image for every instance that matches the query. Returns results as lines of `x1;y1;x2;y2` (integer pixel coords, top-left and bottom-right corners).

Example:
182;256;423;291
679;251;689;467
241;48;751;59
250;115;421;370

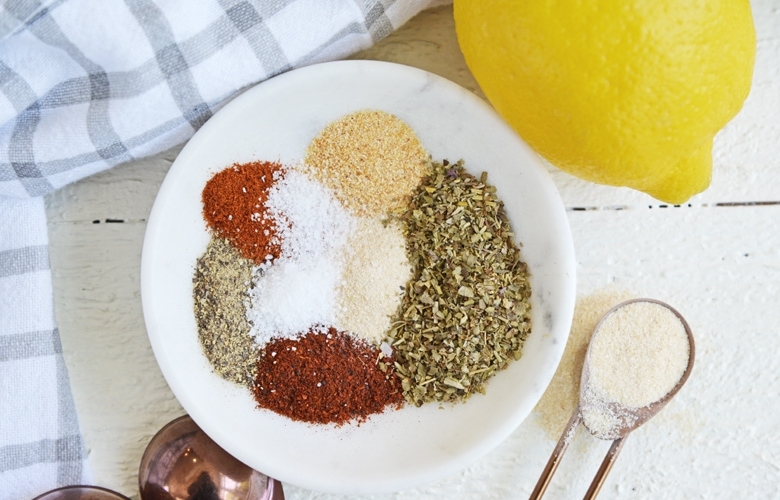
253;328;404;425
202;161;283;264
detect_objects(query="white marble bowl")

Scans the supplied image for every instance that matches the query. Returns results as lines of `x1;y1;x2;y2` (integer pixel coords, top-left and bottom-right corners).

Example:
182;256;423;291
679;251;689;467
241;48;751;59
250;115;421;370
141;60;576;494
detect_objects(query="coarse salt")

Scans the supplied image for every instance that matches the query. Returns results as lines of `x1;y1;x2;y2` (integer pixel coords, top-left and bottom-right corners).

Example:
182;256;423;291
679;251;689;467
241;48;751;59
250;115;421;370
247;166;355;346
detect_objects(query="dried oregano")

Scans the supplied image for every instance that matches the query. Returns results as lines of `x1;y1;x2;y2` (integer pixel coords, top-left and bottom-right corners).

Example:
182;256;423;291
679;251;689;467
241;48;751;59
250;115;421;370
389;160;532;406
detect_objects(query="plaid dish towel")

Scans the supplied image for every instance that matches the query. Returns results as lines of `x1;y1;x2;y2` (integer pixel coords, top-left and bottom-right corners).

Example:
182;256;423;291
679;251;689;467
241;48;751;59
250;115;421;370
0;0;444;497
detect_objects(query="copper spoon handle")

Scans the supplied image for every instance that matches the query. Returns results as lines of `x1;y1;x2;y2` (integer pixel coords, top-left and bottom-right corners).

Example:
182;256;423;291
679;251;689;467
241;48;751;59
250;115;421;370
271;479;286;500
582;436;626;500
529;409;582;500
529;410;628;500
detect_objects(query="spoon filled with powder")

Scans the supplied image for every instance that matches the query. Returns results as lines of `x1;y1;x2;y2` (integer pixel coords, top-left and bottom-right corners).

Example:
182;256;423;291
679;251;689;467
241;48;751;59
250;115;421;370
529;298;695;500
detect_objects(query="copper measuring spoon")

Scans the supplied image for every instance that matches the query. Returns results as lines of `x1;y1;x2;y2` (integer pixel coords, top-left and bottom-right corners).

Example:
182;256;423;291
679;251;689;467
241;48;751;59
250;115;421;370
529;298;695;500
32;486;131;500
33;414;283;500
139;414;284;500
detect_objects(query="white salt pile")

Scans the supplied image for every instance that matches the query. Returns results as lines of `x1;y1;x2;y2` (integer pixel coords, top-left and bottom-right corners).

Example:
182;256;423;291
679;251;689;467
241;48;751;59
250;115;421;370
247;167;354;345
246;165;413;348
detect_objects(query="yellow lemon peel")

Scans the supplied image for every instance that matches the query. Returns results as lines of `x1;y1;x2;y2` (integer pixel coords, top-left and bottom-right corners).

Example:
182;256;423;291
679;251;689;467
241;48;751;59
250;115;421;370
454;0;756;203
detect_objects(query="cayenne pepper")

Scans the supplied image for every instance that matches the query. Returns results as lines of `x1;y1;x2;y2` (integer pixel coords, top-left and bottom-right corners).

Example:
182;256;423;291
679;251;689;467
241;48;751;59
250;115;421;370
253;328;404;425
202;161;283;264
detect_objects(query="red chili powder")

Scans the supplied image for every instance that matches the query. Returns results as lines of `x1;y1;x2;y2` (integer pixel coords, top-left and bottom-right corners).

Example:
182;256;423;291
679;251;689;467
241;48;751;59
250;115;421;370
201;161;283;264
254;328;404;425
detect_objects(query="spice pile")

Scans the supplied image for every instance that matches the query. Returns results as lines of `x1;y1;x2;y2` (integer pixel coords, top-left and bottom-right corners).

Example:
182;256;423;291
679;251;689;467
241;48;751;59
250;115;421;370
192;109;532;426
580;300;691;438
533;289;635;439
391;160;531;405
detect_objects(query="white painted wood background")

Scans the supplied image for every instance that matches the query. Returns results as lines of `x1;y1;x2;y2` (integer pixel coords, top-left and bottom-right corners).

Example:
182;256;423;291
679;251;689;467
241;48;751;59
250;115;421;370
44;3;780;499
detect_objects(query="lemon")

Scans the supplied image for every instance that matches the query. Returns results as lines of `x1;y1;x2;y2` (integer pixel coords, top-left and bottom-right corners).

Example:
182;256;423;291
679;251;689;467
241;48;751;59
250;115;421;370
454;0;756;203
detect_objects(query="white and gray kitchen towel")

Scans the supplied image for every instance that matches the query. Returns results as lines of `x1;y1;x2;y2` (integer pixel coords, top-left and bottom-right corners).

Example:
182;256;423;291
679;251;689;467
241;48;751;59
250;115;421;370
0;0;442;497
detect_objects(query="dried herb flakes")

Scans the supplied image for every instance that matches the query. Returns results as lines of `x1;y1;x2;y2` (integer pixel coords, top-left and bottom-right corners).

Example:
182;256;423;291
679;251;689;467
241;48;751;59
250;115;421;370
390;160;532;405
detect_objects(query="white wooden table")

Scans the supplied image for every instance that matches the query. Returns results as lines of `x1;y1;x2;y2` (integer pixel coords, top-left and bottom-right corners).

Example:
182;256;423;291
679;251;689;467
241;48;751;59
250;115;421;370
45;4;780;499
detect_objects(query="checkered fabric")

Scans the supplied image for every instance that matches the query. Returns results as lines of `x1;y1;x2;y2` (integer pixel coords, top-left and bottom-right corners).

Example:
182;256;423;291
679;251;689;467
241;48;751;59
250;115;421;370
0;195;86;498
0;0;441;497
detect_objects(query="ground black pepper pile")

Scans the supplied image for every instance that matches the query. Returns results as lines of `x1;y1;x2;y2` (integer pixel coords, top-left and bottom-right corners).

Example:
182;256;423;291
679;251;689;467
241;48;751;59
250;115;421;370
193;237;257;386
